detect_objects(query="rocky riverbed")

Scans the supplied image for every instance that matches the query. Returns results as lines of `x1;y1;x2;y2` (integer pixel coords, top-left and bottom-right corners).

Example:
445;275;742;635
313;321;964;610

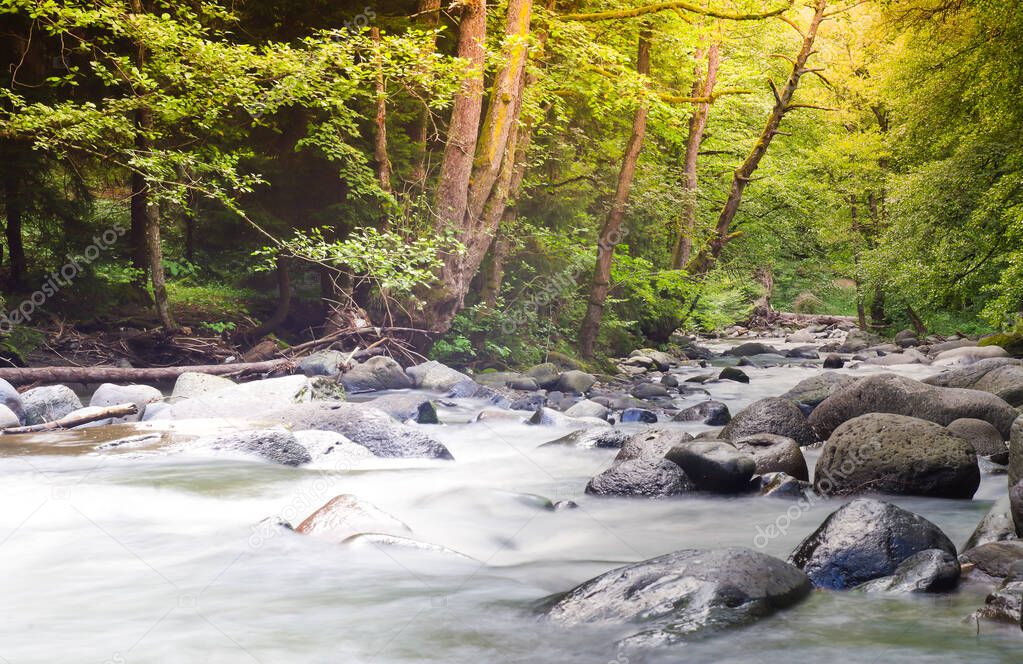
1;325;1022;662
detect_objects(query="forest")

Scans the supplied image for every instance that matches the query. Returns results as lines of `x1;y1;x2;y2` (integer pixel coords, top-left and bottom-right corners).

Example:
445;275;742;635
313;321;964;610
0;0;1019;368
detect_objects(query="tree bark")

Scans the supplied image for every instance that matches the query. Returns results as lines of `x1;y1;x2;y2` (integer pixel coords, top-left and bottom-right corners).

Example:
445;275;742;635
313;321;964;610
906;305;927;336
370;27;392;194
2;403;139;433
578;28;652;358
247;258;291;338
670;40;720;269
685;0;827;275
3;163;26;289
410;0;441;188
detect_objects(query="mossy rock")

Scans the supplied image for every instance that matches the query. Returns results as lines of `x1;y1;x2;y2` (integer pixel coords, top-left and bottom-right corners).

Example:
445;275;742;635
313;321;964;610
980;332;1023;357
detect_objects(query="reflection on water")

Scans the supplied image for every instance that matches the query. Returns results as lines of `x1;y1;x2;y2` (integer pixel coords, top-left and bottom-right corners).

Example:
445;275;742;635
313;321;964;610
0;348;1019;662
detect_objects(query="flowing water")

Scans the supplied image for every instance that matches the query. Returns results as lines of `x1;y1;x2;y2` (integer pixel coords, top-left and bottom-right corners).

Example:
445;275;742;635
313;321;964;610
1;342;1020;663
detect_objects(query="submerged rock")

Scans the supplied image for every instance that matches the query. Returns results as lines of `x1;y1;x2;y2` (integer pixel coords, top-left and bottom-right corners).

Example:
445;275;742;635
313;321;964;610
788;498;956;590
296;494;411;543
854;549;960;594
725;342;778;357
364;393;439;424
20;385;82;425
664;440;755;494
813;413;979;499
615;428;693;462
718;367;750;383
543;547;811;646
721;397;816;447
585;458;694;497
672;400;730;425
965;496;1019;550
781;373;857;409
620;407;658;424
732;433;808;481
190;429;312;466
959;541;1023;582
541;428;631;449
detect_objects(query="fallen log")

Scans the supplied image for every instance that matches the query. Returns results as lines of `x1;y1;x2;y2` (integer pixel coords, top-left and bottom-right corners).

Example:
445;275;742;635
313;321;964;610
2;403;138;434
0;359;292;387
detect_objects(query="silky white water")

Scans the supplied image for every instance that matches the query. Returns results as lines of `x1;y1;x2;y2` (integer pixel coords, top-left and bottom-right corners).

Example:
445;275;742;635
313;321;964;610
1;350;1020;663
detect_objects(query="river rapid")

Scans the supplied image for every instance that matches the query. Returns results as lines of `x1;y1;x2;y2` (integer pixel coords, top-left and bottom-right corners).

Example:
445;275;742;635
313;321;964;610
1;340;1020;663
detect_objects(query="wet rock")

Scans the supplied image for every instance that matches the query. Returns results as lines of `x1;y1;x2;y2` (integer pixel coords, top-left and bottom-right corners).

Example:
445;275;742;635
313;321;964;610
552;500;578;511
159;375;339;420
1012;480;1023;538
191;429;312;466
732;434;808;481
787;328;816;344
924;358;1023;406
296;494;411;542
726;342;778;357
789;498;957;590
291;429;374;464
759;472;812;498
528;407;574;426
20;385;82;425
585;457;694;497
364;393;438;424
965;496;1019;550
0;378;25;424
170;372;235;401
405;360;476;396
839;329;880;353
526;363;561;389
268;401;453;459
781;373;857;410
508;376;540;391
297;350;347;377
557;370;597;394
864;349;930;366
934;345;1009;365
785;346;819;360
631;382;669;399
960;541;1023;582
1011;416;1023;489
718;367;749;383
672;400;731;426
814;413;979;499
737;357;757;368
541;428;631;449
615;429;693;462
721;397;816;447
947;417;1007;457
90;383;163;422
509;393;546;411
341;356;414;393
342;533;475;560
895;329;919;348
544;547;811;646
620;407;658;424
855;549;960;593
563;399;609;420
823;354;844;369
808;373;1018;440
660;374;679;388
0;404;20;428
971;579;1023;627
665;440;756;494
474;407;525;423
631;348;674;371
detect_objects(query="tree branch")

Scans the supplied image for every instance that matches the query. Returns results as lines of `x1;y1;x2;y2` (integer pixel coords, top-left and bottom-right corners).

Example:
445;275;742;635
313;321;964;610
563;0;794;22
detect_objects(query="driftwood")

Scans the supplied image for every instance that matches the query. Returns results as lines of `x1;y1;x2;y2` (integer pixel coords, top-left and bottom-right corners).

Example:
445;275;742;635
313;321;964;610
0;359;291;387
1;403;138;434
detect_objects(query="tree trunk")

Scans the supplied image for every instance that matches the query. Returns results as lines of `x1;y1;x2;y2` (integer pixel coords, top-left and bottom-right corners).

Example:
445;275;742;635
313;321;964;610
670;40;720;269
685;0;828;275
410;0;441;188
3;164;26;289
141;169;177;331
480;230;510;309
870;283;887;330
906;305;927;337
129;168;151;297
248;258;291;338
371;27;392;194
578;28;652;358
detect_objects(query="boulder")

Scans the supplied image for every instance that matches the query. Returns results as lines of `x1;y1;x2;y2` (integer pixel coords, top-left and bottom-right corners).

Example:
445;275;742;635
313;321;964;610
725;342;778;357
170;372;235;401
525;363;561;389
544;547;811;646
965;496;1019;550
507;376;540;391
718;367;750;383
970;577;1023;627
615;429;693;462
671;400;731;425
808;373;1018;439
291;429;374;465
630;382;669;399
854;549;960;593
509;393;546;411
787;328;816;344
839;329;880;353
759;472;812;498
660;374;679;388
541;428;631;449
785;346;819;360
157;375;343;420
296;494;411;543
189;429;312;466
296;350;347;377
585;458;694;497
0;378;25;424
405;360;475;396
822;354;845;369
1011;416;1023;489
721;397;816;447
959;541;1023;581
894;329;919;347
341;356;414;393
924;358;1023;407
630;348;673;371
789;498;957;590
664;440;756;494
814;413;979;499
1012;480;1023;538
20;385;82;425
732;434;808;481
267;401;453;459
0;404;20;428
946;417;1007;457
90;383;163;422
781;373;857;410
934;345;1009;364
363;393;438;424
557;370;597;394
563;399;609;420
620;407;658;424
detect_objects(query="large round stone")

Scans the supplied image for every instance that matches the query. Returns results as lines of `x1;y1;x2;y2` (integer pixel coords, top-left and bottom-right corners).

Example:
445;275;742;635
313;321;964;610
721;397;816;446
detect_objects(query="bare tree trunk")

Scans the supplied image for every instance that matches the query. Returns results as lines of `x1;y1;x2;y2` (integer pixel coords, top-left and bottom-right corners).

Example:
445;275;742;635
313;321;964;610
371;27;392;194
248;258;291;338
410;0;441;188
3;164;26;289
685;0;828;275
870;283;887;330
670;40;720;269
906;305;927;336
578;28;652;358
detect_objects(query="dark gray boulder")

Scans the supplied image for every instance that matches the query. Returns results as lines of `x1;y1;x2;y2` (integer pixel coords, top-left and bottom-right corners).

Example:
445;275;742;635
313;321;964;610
759;472;812;498
672;400;730;425
510;393;546;411
541;428;631;449
785;346;819;360
781;373;857;410
732;433;808;481
20;385;82;425
363;393;438;424
267;401;452;459
789;498;957;590
822;354;844;369
557;370;597;394
946;417;1007;457
341;356;414;393
854;549;960;593
631;382;669;399
526;363;561;389
808;372;1018;439
620;407;657;424
718;367;749;383
721;397;816;447
1012;480;1023;538
585;458;694;497
814;413;979;499
965;496;1019;550
924;359;1023;406
615;428;693;462
726;342;778;357
191;429;312;466
543;547;811;646
1009;415;1023;489
959;541;1023;581
664;440;756;493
